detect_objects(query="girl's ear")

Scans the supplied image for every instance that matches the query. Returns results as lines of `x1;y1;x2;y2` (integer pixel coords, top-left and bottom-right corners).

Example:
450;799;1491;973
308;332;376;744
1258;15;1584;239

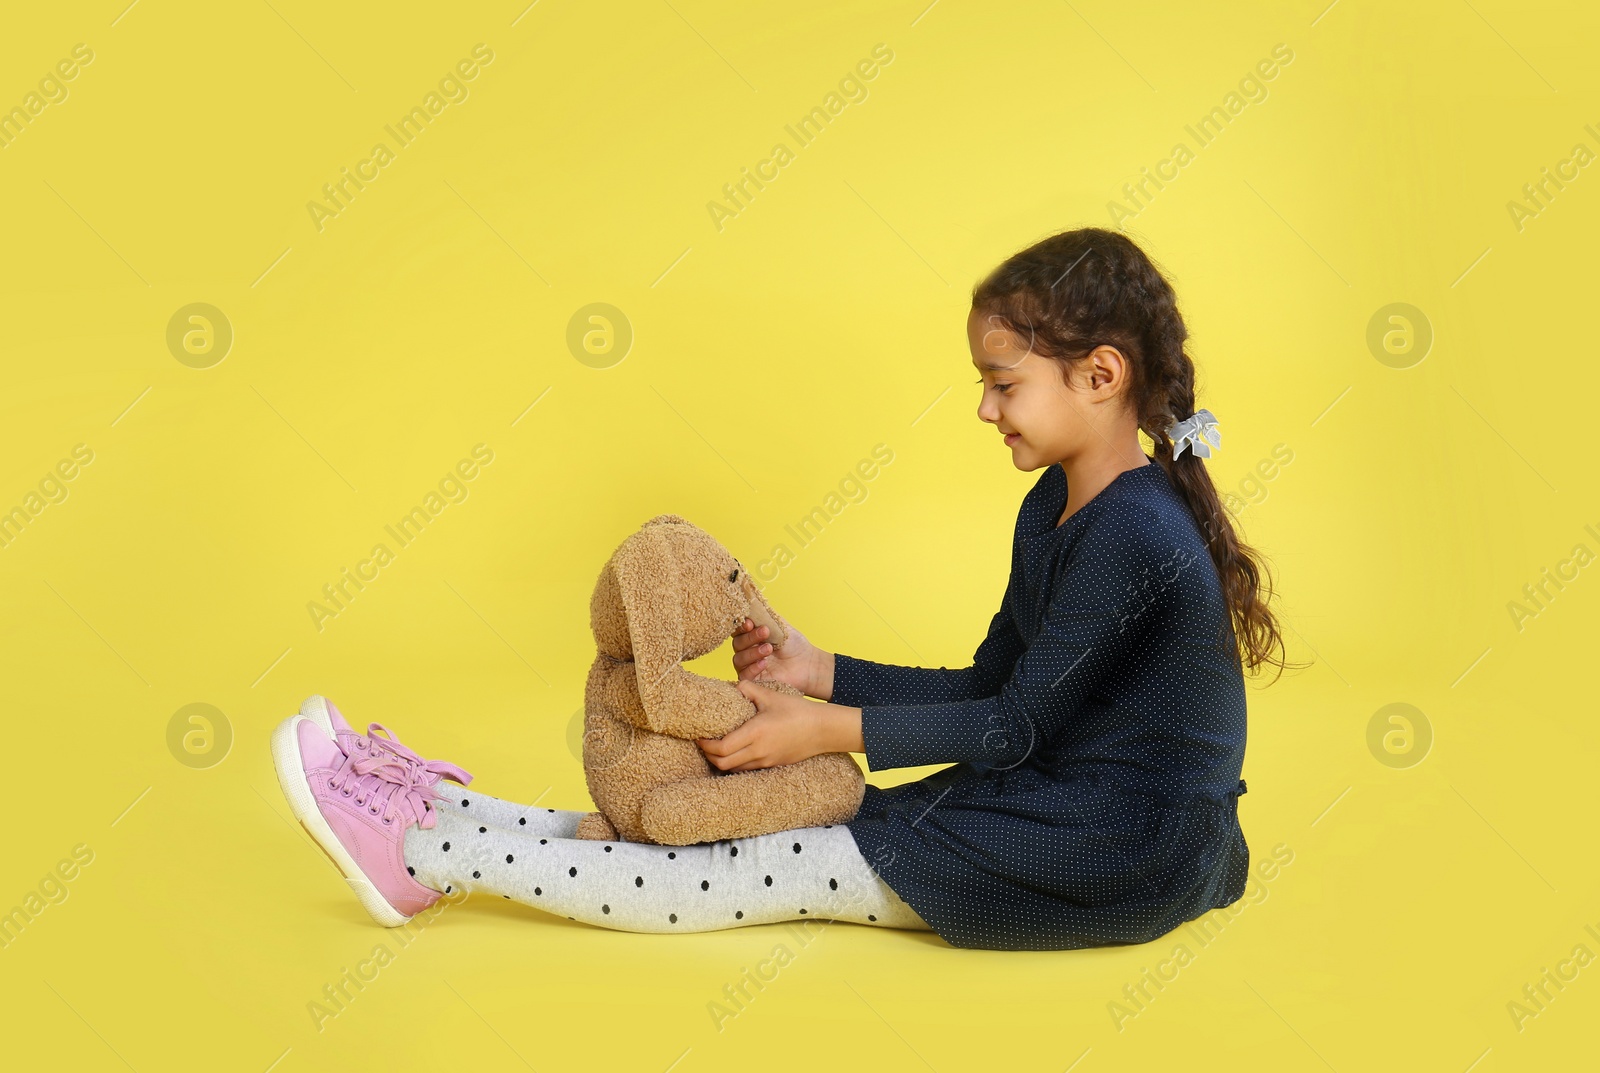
1087;344;1130;396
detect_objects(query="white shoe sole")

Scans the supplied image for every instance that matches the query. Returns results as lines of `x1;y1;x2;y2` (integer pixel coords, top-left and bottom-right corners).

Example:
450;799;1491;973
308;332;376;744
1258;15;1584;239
271;714;411;928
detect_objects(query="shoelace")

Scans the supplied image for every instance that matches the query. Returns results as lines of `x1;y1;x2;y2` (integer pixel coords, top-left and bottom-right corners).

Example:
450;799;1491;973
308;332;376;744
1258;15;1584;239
363;722;473;786
327;724;473;830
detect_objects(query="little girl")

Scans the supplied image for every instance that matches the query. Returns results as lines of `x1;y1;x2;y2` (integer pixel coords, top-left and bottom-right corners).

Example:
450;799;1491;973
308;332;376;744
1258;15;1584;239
273;227;1289;952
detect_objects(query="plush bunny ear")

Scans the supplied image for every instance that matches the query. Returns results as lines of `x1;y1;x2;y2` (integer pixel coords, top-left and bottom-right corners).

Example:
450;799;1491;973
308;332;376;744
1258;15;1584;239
613;523;682;732
642;514;692;529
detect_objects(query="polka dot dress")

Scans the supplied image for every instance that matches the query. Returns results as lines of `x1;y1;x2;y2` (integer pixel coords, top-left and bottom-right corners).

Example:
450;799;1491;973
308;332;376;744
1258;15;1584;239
402;788;933;934
839;457;1251;951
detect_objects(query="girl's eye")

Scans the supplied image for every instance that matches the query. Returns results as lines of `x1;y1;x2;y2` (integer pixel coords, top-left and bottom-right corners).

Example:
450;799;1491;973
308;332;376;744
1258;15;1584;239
975;378;1012;394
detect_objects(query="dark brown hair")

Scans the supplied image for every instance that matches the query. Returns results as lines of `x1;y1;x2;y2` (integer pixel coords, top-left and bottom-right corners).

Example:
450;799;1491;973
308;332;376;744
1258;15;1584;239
972;227;1298;680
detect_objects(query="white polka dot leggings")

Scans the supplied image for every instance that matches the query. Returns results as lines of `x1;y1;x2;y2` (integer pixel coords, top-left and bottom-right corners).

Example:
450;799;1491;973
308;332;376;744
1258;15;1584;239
402;786;933;934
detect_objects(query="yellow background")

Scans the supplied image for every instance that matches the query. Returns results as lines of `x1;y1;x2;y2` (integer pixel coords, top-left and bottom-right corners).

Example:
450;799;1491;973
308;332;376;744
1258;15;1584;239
1;0;1595;1069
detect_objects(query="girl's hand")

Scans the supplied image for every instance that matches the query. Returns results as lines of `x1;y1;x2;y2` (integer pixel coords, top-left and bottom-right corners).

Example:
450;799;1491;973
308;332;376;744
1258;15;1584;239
732;611;822;697
697;680;828;771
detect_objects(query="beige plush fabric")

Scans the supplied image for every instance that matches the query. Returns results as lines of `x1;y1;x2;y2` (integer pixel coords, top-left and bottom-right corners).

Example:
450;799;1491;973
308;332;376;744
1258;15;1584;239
574;514;863;845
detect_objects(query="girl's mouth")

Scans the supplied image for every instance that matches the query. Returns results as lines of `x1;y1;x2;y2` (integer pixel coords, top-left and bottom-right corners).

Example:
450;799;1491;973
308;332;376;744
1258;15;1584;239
1004;433;1020;446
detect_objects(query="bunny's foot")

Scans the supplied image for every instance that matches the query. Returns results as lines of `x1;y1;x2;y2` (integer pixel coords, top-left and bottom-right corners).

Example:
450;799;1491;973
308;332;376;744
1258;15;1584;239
575;811;619;841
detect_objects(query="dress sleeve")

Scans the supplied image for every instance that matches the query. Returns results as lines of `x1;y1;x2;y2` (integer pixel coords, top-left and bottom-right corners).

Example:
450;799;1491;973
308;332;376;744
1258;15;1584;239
831;592;1025;708
855;500;1185;772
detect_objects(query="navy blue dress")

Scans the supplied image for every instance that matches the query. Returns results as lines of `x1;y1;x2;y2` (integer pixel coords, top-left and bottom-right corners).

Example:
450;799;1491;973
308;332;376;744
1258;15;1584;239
839;456;1250;951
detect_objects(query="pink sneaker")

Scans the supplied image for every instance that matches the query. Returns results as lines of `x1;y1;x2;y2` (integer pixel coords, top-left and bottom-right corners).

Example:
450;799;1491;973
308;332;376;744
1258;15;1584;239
271;714;472;926
297;695;462;793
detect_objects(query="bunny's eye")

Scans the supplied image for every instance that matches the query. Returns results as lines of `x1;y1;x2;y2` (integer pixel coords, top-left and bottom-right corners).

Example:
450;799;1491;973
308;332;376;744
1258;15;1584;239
728;568;740;583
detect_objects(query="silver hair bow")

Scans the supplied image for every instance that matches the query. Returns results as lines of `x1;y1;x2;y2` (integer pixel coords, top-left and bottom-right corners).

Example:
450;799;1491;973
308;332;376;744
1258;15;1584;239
1167;408;1221;460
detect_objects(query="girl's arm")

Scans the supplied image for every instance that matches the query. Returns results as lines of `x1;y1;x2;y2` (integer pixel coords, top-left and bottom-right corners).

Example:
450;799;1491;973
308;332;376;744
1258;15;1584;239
851;500;1179;772
821;481;1044;709
826;569;1027;708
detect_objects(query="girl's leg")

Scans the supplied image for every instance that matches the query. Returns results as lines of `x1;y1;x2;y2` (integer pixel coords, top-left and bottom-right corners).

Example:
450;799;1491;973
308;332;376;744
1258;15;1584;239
404;807;931;934
443;786;588;838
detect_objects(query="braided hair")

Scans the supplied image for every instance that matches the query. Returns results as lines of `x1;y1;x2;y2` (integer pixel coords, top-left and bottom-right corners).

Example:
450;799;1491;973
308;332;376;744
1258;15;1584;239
972;227;1296;679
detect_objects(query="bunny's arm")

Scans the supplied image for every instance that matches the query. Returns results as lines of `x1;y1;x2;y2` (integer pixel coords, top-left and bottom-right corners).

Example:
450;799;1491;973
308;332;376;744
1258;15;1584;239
636;664;754;741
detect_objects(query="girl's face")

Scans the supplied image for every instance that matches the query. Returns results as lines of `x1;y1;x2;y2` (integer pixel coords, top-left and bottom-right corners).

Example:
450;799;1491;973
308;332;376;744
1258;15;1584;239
967;307;1136;471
